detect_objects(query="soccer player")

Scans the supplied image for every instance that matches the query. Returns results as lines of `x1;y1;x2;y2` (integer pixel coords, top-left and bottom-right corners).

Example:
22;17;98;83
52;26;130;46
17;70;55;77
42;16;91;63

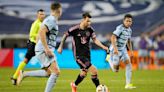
11;9;45;85
108;14;136;89
16;2;62;92
57;12;108;92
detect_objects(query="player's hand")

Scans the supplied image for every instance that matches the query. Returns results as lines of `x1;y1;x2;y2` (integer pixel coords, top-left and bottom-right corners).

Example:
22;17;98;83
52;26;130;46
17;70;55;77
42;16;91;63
45;48;54;57
114;49;119;55
57;47;63;54
103;46;109;52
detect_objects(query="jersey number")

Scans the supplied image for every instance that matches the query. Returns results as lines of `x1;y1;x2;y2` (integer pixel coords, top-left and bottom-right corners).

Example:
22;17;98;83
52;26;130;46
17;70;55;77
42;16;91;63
81;37;87;44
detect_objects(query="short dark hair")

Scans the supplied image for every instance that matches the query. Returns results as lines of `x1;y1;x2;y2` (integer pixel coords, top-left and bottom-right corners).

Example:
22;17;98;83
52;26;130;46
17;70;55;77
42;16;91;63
124;14;133;19
37;9;44;13
82;12;92;18
51;2;62;10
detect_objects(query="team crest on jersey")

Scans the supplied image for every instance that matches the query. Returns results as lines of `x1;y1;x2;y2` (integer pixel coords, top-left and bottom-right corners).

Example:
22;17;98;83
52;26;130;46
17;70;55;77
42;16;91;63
77;33;81;36
86;31;90;37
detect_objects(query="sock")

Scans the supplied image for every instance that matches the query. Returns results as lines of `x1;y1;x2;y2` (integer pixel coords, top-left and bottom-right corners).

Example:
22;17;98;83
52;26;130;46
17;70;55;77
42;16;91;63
109;59;114;71
91;75;100;87
45;73;58;92
23;70;48;77
125;63;132;85
13;61;26;79
74;74;85;86
109;54;119;72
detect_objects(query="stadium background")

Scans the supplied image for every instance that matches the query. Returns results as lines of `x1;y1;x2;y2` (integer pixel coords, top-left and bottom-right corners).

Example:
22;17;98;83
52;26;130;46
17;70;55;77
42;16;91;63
0;0;164;92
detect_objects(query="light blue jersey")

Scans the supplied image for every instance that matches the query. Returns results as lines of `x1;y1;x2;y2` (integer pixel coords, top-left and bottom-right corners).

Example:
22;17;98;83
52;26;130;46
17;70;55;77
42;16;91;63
110;24;132;51
108;24;134;87
35;15;59;52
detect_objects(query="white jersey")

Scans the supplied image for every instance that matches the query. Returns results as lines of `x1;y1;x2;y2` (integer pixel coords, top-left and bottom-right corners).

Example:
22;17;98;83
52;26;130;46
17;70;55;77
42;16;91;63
110;24;132;51
35;15;59;52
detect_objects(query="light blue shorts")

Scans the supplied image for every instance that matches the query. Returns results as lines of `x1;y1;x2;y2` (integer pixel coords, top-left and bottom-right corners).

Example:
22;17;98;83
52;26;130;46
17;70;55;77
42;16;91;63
35;51;57;68
109;48;130;65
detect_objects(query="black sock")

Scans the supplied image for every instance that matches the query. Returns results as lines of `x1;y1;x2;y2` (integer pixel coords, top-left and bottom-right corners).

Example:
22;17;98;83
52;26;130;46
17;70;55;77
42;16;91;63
75;74;85;86
91;75;100;87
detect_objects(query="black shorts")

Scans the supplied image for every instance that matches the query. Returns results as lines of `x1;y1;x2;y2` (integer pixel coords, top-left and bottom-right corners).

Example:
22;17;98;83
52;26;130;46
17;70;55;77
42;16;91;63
25;40;35;62
76;56;92;70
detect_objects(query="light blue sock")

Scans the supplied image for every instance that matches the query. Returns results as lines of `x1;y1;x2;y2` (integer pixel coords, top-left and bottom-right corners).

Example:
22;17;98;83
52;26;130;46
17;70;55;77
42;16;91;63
45;73;58;92
24;70;48;77
110;54;119;72
125;63;132;85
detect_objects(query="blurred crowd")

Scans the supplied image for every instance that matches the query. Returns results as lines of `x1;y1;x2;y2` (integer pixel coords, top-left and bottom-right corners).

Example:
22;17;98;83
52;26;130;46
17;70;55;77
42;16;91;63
131;32;164;70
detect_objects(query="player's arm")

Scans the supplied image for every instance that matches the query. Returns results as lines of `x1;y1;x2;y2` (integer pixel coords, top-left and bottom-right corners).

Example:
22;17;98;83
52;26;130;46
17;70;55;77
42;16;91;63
92;38;108;51
111;26;122;55
57;34;68;54
127;39;133;57
111;34;119;54
127;39;133;52
57;26;76;54
90;27;108;51
39;25;53;57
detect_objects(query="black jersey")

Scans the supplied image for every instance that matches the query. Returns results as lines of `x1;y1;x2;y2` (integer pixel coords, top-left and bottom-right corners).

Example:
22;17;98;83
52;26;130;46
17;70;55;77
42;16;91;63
65;24;96;59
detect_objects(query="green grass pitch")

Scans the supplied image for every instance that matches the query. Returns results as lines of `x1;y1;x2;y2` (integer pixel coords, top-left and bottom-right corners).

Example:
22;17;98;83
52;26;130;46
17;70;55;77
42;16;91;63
0;68;164;92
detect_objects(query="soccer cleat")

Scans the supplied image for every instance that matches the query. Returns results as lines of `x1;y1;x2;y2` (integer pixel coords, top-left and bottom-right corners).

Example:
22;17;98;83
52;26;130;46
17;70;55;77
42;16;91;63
17;70;24;85
11;77;17;85
70;82;77;92
106;54;110;62
125;84;136;89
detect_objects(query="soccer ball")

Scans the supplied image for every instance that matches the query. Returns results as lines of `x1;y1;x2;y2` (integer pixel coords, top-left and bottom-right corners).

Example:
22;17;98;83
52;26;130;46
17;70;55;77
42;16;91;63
96;84;109;92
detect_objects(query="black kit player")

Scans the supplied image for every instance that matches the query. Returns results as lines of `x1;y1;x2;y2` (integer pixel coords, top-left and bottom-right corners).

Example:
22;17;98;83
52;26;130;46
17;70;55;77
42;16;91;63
57;12;108;92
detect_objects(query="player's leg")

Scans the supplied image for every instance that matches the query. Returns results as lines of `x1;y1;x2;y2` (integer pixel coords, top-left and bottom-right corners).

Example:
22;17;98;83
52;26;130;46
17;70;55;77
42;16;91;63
16;66;51;85
12;58;28;79
71;57;90;92
75;70;87;85
124;59;132;85
45;60;60;92
109;53;120;72
89;65;100;87
17;68;51;86
122;52;136;89
11;41;35;85
18;51;51;79
74;57;89;86
17;51;58;88
23;68;50;77
16;69;51;86
35;52;60;92
71;69;87;92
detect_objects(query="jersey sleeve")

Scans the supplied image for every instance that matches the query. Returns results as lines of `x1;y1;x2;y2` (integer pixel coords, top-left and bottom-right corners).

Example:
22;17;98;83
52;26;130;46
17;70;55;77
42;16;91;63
113;26;122;37
90;27;96;39
65;25;79;36
42;18;55;31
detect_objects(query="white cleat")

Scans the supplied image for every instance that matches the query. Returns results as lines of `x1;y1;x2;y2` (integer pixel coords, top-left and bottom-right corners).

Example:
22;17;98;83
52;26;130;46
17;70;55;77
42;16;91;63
125;84;136;89
17;70;24;86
